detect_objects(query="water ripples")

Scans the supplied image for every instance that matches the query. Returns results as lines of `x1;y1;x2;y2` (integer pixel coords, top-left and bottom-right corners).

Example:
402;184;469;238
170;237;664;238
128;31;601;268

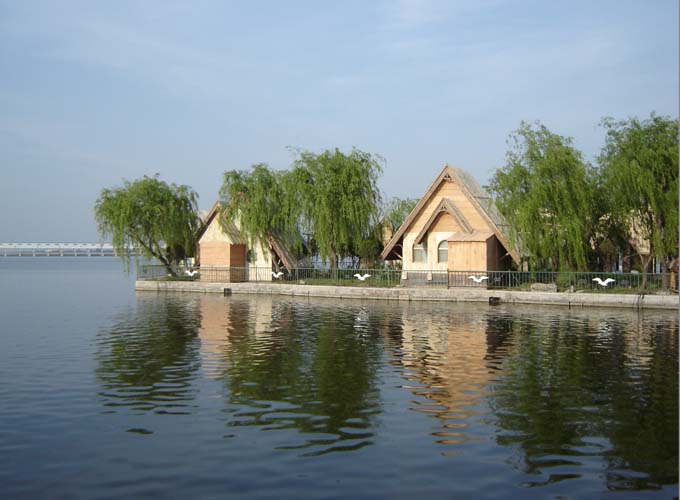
2;272;677;499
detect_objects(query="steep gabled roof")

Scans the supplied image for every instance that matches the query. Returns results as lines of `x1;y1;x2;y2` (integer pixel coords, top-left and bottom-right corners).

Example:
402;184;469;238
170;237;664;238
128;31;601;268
267;232;297;271
380;165;519;263
413;198;473;245
196;201;246;244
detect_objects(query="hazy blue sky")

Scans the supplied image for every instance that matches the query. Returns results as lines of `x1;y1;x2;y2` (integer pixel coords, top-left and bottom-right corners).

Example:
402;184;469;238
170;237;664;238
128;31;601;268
1;0;677;242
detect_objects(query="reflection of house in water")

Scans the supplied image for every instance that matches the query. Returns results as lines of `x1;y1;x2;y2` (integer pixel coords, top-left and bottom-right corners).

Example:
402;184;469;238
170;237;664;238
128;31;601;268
396;304;514;447
197;295;275;379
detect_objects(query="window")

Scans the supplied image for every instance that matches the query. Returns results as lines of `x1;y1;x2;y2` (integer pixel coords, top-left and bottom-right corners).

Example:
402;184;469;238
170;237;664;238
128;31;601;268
247;249;257;263
413;242;427;263
438;241;448;263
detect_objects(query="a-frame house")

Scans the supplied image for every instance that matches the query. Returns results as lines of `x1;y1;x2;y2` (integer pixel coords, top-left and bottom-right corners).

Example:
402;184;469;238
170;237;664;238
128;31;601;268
196;201;297;281
380;165;519;272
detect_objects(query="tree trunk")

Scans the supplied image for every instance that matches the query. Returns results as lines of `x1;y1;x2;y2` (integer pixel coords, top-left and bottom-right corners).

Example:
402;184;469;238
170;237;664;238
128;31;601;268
163;262;177;277
639;253;652;290
137;239;177;277
330;248;338;270
159;253;177;277
668;258;678;291
660;257;670;290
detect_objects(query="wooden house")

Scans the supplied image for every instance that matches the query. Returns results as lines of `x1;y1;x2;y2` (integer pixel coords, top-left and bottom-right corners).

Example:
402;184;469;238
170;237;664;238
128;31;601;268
380;165;519;273
196;201;297;282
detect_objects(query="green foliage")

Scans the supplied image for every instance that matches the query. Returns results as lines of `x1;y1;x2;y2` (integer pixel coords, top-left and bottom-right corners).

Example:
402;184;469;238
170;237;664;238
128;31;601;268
291;148;383;268
219;163;300;252
94;175;200;274
382;197;418;234
489;122;598;271
598;114;679;272
351;223;384;268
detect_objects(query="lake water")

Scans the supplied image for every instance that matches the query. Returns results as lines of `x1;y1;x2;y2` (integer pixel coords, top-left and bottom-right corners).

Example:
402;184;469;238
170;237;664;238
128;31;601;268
0;258;677;499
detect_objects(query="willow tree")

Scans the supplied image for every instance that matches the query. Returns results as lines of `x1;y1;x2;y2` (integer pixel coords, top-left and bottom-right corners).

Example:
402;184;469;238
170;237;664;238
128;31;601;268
291;148;383;269
219;163;300;257
488;122;598;271
382;197;418;234
598;114;679;276
94;175;200;275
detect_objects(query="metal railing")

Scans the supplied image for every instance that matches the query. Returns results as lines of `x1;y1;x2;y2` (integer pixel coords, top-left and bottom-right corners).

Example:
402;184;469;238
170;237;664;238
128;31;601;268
465;270;672;293
137;265;676;293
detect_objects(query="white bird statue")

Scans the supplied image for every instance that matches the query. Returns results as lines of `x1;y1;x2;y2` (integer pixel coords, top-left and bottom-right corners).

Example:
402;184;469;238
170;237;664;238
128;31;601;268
354;273;371;281
184;269;199;277
272;271;284;279
592;277;615;287
468;275;489;283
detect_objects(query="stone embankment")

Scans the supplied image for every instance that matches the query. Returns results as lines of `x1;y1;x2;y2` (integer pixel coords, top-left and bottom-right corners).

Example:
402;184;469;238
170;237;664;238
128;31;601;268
135;280;679;310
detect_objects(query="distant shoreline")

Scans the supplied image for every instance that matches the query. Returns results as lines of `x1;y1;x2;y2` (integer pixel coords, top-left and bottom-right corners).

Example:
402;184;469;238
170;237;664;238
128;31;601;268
135;280;678;311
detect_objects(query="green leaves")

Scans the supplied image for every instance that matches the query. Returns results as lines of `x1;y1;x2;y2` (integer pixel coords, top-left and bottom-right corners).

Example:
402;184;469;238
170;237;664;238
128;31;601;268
598;114;679;271
219;164;295;251
293;148;383;267
94;175;200;273
490;115;679;273
382;197;418;234
489;122;596;271
219;148;384;268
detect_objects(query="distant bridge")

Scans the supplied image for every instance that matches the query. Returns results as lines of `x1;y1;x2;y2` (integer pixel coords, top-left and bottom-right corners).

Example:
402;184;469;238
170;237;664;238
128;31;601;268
0;243;130;257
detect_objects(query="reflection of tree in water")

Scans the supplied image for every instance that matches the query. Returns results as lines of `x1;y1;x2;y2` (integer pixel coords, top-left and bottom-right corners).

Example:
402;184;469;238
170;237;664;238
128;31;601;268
96;295;202;414
384;303;677;493
489;311;678;491
605;316;678;490
212;299;383;456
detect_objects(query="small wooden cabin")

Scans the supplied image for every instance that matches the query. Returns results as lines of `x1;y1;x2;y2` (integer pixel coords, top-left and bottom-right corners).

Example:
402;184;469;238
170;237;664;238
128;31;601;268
380;165;519;273
196;202;296;282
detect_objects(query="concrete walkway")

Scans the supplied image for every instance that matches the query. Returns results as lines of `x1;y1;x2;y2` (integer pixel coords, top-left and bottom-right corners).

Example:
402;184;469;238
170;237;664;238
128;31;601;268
135;280;679;310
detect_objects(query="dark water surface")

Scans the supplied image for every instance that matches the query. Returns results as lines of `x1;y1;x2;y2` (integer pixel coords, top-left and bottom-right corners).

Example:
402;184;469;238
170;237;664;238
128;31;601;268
0;258;677;499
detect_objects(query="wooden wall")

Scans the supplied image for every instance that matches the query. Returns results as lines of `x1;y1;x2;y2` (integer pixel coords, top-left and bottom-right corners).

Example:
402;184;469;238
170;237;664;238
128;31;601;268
229;244;246;267
429;212;463;233
200;241;232;267
486;236;510;271
407;180;491;235
447;240;487;271
486;236;498;271
198;243;247;282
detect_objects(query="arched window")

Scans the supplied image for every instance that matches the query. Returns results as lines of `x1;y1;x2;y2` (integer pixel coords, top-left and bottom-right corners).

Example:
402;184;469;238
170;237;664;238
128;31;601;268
413;242;427;263
438;241;448;263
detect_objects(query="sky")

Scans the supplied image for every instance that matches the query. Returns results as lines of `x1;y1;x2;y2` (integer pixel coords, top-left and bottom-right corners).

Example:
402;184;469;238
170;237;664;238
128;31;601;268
0;0;677;242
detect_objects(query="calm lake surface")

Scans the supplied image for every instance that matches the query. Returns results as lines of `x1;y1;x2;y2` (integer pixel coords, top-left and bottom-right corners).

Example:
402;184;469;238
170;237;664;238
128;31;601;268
0;258;677;499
